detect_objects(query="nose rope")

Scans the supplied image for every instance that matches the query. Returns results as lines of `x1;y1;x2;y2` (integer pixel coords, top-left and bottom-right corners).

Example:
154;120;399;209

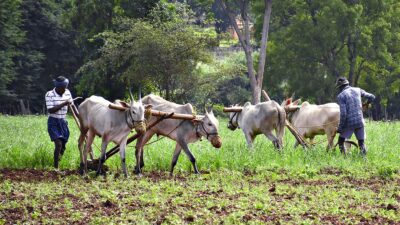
196;122;218;139
125;110;145;131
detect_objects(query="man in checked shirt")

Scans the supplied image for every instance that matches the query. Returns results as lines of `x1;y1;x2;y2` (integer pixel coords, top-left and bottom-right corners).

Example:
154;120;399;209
335;77;375;157
45;76;73;169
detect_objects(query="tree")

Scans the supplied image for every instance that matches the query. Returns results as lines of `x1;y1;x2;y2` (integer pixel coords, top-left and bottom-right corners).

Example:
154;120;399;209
76;2;216;102
259;0;400;116
218;0;272;104
0;0;24;113
0;0;83;114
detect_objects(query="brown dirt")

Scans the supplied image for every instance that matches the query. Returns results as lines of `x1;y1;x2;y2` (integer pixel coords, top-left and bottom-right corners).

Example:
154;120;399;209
1;169;399;224
0;168;78;182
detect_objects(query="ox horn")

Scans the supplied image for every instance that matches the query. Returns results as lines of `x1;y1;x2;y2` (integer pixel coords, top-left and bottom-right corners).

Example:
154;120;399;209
129;87;135;105
138;85;142;104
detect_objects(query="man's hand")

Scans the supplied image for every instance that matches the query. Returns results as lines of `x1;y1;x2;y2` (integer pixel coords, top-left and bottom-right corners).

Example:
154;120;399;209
337;127;343;134
64;99;73;106
362;103;369;111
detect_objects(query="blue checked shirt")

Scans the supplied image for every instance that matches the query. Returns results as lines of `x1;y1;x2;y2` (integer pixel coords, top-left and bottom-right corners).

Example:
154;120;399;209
337;86;375;132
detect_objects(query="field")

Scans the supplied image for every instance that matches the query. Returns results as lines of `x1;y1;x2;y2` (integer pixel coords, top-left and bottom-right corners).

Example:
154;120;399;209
0;115;399;224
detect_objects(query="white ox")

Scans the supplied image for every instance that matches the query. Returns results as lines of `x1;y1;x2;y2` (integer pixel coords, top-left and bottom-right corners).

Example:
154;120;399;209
135;94;222;175
282;99;339;149
227;101;286;149
78;94;145;177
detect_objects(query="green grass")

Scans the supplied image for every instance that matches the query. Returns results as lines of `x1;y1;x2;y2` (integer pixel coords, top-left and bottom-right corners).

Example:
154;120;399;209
0;115;399;178
0;115;399;224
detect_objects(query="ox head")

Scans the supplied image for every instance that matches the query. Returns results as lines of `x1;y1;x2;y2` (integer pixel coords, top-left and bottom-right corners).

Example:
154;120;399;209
281;98;301;122
128;89;146;133
197;109;222;148
110;90;146;133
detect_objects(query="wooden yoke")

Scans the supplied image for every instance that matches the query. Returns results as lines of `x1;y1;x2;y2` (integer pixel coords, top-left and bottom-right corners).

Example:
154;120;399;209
109;103;199;121
223;107;243;112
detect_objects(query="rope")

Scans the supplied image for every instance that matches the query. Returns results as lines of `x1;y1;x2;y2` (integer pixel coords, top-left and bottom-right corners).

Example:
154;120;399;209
144;120;187;146
291;119;340;128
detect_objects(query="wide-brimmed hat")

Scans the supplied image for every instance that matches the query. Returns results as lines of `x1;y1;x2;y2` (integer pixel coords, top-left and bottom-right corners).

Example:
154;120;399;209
335;77;349;89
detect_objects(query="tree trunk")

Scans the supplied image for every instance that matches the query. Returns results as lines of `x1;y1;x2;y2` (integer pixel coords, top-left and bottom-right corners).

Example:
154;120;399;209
218;0;272;105
347;34;356;85
354;59;365;86
254;0;272;104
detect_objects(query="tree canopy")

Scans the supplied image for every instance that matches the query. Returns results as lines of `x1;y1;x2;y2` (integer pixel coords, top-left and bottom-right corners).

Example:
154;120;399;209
0;0;399;119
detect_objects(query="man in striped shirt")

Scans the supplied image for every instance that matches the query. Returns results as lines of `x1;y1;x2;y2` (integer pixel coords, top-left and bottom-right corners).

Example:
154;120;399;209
45;76;73;169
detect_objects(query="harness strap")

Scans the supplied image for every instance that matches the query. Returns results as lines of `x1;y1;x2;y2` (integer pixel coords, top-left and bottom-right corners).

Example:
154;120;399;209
125;109;143;130
196;121;218;139
229;112;240;128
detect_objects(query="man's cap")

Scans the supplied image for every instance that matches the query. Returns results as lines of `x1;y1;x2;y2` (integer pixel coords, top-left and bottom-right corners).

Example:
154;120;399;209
53;76;69;88
335;77;349;89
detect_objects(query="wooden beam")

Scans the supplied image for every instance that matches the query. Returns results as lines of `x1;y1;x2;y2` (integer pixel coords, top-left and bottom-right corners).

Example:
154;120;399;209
223;107;244;112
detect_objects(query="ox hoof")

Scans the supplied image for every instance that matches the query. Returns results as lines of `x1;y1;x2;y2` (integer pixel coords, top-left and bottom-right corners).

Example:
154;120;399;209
135;173;143;178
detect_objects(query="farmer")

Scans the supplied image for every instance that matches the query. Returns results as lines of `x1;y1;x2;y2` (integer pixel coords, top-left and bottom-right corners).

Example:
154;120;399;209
335;77;375;156
45;76;73;169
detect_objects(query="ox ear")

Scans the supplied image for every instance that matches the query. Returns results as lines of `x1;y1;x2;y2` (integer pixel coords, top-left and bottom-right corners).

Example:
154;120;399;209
144;104;153;110
243;102;251;108
285;98;292;106
204;107;209;115
119;101;130;108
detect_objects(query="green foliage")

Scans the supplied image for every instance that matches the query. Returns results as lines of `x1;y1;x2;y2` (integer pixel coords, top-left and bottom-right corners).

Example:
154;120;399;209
1;115;399;177
254;0;400;105
0;0;24;103
186;52;250;109
77;1;217;101
0;0;81;114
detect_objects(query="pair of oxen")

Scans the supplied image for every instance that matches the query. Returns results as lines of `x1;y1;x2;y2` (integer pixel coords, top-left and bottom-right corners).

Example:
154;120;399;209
78;94;339;177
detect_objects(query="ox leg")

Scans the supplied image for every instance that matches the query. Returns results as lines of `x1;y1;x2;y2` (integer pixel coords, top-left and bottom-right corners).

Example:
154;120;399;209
326;131;336;151
178;141;200;174
243;130;254;148
134;132;155;175
88;145;94;161
97;139;108;176
119;139;128;178
275;126;285;150
264;132;280;150
84;132;95;175
170;143;182;175
77;131;87;175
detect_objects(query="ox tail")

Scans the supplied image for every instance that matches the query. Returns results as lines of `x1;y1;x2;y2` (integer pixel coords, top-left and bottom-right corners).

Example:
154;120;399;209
275;103;286;148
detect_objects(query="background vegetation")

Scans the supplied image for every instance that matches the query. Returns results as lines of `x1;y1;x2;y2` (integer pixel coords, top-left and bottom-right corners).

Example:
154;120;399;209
1;0;399;119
